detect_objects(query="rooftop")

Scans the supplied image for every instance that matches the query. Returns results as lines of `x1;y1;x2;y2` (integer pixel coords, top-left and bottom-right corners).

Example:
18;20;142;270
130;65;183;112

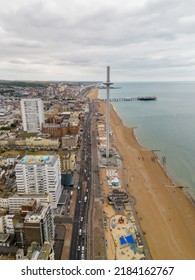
20;155;57;165
0;233;10;243
24;203;50;222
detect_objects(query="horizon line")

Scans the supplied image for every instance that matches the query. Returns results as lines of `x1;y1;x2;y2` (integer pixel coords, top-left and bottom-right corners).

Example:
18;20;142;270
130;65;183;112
1;79;195;83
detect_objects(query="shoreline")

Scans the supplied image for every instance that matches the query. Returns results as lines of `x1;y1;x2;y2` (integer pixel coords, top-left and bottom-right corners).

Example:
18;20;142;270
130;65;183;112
111;103;195;206
90;88;194;199
88;87;195;260
112;101;176;185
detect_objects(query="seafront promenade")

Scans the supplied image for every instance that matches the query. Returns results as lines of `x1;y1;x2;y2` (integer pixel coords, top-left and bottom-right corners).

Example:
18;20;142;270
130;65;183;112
88;87;195;260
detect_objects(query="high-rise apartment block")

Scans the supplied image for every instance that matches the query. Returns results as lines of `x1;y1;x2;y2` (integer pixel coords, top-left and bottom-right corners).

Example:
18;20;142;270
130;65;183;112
20;98;45;132
15;155;62;208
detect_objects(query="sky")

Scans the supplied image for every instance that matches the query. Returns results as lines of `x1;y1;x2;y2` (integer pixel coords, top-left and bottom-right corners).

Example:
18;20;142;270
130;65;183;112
0;0;195;82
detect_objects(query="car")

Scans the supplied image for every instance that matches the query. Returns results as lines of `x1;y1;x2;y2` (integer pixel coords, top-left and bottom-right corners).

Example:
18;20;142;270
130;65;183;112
80;217;83;222
78;246;81;251
81;246;85;252
79;229;82;235
81;253;85;260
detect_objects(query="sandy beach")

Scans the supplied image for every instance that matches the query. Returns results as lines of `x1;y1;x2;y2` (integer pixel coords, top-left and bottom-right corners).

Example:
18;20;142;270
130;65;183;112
89;88;195;260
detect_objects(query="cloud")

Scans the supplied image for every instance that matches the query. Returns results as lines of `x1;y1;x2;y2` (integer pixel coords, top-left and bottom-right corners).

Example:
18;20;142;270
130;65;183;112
0;0;195;81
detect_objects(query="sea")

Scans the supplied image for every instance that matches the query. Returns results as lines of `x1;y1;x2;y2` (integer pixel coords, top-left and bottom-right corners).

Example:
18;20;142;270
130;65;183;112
98;82;195;200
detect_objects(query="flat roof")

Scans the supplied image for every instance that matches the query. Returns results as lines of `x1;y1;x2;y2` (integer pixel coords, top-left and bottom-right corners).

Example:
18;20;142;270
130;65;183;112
10;193;49;199
0;233;10;242
20;155;56;164
61;111;71;115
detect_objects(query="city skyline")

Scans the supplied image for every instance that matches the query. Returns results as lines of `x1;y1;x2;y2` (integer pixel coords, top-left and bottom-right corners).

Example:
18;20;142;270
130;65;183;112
0;0;195;81
1;70;195;261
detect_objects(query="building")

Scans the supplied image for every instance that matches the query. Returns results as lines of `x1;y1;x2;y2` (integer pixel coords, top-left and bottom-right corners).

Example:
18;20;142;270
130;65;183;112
0;233;15;247
42;123;69;138
0;136;59;149
25;136;60;149
61;135;78;150
14;203;55;249
5;214;15;234
16;241;55;260
62;151;76;171
0;190;11;210
0;215;6;233
0;213;16;234
23;203;55;247
108;189;130;210
61;172;74;188
6;155;19;165
8;193;51;213
15;155;62;208
20;98;45;132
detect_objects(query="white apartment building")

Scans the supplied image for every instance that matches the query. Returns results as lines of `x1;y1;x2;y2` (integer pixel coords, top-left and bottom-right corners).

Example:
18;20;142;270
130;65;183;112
0;216;6;233
15;155;62;208
8;193;51;213
5;214;15;234
0;214;15;234
20;98;45;132
0;196;9;210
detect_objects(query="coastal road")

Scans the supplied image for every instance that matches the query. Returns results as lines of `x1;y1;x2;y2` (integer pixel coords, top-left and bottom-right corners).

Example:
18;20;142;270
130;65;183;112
69;101;93;260
87;100;105;260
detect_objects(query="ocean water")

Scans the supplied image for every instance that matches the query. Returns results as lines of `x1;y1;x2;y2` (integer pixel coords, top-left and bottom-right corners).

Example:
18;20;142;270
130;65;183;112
99;82;195;200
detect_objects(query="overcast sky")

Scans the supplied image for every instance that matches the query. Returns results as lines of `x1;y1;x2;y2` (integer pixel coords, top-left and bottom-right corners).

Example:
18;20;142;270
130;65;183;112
0;0;195;81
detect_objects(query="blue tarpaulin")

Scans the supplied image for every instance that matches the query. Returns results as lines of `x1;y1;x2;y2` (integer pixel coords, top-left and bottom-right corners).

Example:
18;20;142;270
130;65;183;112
126;234;135;244
119;237;127;246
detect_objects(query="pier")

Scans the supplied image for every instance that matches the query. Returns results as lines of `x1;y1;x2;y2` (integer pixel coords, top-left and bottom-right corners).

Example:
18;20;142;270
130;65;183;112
99;96;157;102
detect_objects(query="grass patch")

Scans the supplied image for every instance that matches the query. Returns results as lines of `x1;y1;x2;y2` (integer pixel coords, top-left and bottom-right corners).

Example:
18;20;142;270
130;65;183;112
17;133;38;138
93;201;106;260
